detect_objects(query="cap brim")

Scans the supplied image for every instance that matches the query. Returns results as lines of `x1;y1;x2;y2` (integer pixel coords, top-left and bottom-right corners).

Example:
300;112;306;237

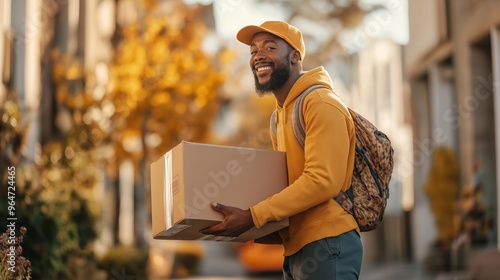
236;25;276;45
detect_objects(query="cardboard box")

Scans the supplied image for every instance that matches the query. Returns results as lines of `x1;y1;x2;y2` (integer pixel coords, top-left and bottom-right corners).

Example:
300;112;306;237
150;141;289;242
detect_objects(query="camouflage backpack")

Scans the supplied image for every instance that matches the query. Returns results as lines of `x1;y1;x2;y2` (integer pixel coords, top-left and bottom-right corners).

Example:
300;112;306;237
270;85;394;231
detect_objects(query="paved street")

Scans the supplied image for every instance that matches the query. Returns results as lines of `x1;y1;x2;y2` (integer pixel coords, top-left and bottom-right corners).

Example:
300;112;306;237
195;242;282;279
167;242;472;280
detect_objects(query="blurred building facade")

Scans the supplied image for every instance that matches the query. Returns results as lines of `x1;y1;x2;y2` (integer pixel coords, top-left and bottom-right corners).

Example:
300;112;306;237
328;0;500;273
405;0;500;269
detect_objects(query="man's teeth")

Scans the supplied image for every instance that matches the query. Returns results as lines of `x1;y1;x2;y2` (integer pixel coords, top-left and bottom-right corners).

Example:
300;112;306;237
257;66;271;72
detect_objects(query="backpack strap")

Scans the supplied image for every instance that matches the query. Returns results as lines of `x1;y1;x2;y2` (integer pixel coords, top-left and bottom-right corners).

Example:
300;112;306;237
270;109;277;140
269;84;329;146
293;85;355;197
292;85;329;148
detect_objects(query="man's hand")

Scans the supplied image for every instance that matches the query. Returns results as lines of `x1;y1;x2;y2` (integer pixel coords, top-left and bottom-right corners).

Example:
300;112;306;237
200;202;255;237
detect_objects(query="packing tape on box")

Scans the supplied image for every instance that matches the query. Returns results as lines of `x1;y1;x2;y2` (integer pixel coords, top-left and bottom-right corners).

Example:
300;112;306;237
165;151;173;229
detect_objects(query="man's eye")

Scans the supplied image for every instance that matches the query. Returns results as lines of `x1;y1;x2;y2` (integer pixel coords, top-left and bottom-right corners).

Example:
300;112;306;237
250;51;257;56
266;47;275;50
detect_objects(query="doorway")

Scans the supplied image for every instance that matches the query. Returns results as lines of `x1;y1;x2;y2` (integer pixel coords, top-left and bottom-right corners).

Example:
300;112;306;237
469;33;498;248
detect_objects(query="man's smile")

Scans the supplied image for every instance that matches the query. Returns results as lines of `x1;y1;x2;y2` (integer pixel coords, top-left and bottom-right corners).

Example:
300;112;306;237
255;64;273;78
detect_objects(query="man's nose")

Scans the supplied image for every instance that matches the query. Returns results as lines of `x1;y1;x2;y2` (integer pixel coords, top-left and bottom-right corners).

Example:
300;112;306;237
253;49;266;61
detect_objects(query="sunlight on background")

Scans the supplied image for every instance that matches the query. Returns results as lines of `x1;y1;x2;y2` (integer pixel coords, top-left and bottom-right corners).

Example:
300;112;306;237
119;160;135;246
185;0;408;50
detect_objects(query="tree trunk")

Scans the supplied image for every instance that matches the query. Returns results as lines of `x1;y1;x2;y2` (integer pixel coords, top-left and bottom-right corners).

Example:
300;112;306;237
134;110;151;249
112;174;121;246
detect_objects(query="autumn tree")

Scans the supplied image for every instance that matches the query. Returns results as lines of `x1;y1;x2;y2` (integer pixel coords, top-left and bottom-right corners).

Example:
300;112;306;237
1;0;231;278
105;0;229;247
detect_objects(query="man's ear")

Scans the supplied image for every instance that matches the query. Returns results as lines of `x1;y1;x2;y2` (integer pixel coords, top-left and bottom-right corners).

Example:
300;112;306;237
291;50;301;64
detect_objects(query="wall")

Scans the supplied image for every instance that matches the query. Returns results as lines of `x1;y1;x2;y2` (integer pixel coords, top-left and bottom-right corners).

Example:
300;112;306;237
404;0;441;74
405;0;500;262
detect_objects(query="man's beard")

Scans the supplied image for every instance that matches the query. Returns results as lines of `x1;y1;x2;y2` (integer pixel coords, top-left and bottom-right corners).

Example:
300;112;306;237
253;58;290;96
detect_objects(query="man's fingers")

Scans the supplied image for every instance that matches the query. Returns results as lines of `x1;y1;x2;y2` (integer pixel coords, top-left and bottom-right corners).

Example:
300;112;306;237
200;223;240;237
200;223;226;235
201;202;249;237
200;203;233;235
210;202;220;210
211;202;230;215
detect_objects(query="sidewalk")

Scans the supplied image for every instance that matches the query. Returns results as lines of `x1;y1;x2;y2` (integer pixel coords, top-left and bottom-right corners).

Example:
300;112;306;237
361;262;470;280
168;242;473;280
361;262;433;280
195;242;282;279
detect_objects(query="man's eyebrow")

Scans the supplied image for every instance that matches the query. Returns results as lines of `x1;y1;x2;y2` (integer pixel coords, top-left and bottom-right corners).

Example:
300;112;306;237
250;39;279;47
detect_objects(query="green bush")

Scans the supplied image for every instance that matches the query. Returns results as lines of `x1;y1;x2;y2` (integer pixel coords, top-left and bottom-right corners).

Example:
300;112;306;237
1;87;99;279
0;167;99;279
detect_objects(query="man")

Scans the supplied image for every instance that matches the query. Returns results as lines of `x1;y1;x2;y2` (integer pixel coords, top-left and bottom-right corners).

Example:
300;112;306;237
201;21;363;279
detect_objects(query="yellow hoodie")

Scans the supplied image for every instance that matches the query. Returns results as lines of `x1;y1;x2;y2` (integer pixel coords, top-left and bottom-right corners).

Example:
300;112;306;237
250;66;359;256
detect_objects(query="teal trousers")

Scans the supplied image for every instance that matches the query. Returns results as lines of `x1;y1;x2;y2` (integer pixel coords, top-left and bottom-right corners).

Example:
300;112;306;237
283;230;363;280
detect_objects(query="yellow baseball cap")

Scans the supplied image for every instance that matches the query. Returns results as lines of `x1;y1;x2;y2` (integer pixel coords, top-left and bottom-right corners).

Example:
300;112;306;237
236;21;305;60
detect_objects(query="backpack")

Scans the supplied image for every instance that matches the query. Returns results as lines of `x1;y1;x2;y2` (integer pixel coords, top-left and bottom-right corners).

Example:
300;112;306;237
270;85;394;231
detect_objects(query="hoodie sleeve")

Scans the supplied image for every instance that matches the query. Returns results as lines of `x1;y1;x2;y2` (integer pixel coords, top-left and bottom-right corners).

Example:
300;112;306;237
250;89;355;227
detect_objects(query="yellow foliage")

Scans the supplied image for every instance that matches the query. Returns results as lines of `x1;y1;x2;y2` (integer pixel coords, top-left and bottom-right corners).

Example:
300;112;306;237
424;147;460;246
47;0;231;183
106;1;229;165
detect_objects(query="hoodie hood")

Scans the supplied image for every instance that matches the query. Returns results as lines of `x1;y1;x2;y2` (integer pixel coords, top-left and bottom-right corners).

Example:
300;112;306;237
282;66;334;108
